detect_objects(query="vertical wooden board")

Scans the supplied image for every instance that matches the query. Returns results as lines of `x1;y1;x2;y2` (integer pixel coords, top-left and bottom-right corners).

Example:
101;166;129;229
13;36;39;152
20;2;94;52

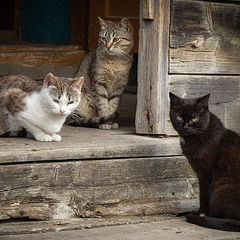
166;75;240;135
136;0;170;134
143;0;154;20
70;0;89;48
169;0;240;74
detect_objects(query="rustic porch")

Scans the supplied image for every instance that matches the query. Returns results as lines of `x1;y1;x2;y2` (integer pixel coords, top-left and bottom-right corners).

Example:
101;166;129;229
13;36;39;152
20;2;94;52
0;125;198;222
0;0;240;237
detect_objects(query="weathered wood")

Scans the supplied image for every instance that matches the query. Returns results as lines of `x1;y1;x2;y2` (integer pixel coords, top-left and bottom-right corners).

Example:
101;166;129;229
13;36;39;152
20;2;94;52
136;0;170;134
166;75;240;135
0;156;197;220
0;64;78;80
142;0;154;20
0;126;182;164
169;0;240;74
0;45;86;67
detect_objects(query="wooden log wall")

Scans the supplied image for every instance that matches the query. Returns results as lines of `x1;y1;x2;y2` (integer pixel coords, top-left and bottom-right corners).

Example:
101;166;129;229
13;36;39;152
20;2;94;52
137;0;240;134
167;0;240;135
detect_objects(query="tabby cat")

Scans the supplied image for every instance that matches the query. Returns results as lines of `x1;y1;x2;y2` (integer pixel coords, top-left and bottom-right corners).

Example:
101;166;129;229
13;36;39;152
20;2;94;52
169;92;240;231
0;73;84;142
66;17;134;129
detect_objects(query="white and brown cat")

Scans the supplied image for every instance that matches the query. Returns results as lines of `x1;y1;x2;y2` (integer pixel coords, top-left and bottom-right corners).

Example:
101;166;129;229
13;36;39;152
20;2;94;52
0;73;84;142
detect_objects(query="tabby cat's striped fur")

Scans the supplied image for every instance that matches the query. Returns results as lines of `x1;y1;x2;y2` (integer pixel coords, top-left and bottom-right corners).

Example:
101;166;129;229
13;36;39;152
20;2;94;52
66;17;134;129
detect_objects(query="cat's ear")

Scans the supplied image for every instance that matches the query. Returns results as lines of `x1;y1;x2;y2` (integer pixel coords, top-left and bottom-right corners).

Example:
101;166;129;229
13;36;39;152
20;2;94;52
72;76;84;91
120;18;132;32
169;92;183;108
98;16;109;29
44;73;57;88
196;93;210;110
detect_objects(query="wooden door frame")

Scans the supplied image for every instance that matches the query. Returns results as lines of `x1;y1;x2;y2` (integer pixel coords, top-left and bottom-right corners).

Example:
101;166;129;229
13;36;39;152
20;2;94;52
136;0;170;134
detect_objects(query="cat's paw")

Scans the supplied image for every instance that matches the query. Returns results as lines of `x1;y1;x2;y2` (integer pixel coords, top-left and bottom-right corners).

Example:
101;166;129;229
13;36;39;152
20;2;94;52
51;134;62;142
111;123;119;129
35;134;52;142
98;123;119;130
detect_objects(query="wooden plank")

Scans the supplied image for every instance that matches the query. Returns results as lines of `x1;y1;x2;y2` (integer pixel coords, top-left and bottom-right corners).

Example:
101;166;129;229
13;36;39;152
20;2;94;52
169;0;240;74
0;126;182;164
166;75;240;135
0;45;86;67
143;0;154;20
136;0;170;134
0;156;197;219
70;0;88;48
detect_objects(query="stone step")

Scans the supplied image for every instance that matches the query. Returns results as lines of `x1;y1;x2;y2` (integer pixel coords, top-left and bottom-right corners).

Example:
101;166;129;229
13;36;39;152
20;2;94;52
1;216;240;240
0;126;198;221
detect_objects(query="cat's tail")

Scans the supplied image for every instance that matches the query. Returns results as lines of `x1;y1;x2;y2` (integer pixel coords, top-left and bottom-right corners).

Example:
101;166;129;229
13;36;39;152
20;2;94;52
186;213;240;232
65;111;118;128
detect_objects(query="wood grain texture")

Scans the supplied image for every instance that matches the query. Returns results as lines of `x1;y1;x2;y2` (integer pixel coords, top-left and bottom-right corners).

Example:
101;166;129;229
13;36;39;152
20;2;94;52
136;0;170;134
0;156;197;220
0;45;86;67
0;126;181;164
169;0;240;74
143;0;154;20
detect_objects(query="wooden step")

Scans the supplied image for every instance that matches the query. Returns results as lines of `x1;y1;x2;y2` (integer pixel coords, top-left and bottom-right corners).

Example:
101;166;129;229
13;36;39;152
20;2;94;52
0;126;198;220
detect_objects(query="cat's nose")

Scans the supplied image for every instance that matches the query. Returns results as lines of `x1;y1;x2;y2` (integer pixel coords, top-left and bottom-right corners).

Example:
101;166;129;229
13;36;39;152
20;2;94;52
106;42;113;50
60;109;65;115
183;123;189;129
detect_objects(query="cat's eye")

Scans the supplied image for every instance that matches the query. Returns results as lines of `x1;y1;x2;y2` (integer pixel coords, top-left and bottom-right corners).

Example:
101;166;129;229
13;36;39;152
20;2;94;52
177;116;183;121
53;99;59;104
101;37;106;42
68;101;74;105
113;37;119;42
191;117;199;123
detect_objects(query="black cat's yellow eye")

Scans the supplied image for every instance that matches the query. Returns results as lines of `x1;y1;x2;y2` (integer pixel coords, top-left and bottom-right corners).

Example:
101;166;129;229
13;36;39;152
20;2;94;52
113;37;119;42
177;116;183;121
68;101;74;105
53;99;59;104
191;117;199;123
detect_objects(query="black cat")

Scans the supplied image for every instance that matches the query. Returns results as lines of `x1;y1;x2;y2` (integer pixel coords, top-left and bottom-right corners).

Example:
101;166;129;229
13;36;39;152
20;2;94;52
169;92;240;232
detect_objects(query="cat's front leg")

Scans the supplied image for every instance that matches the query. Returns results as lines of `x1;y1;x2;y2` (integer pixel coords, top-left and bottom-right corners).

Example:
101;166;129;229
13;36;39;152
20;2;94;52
94;85;110;117
198;176;211;214
17;116;52;142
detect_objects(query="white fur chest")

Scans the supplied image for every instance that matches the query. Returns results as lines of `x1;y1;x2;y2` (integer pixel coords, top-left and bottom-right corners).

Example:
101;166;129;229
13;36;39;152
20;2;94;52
19;93;66;134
